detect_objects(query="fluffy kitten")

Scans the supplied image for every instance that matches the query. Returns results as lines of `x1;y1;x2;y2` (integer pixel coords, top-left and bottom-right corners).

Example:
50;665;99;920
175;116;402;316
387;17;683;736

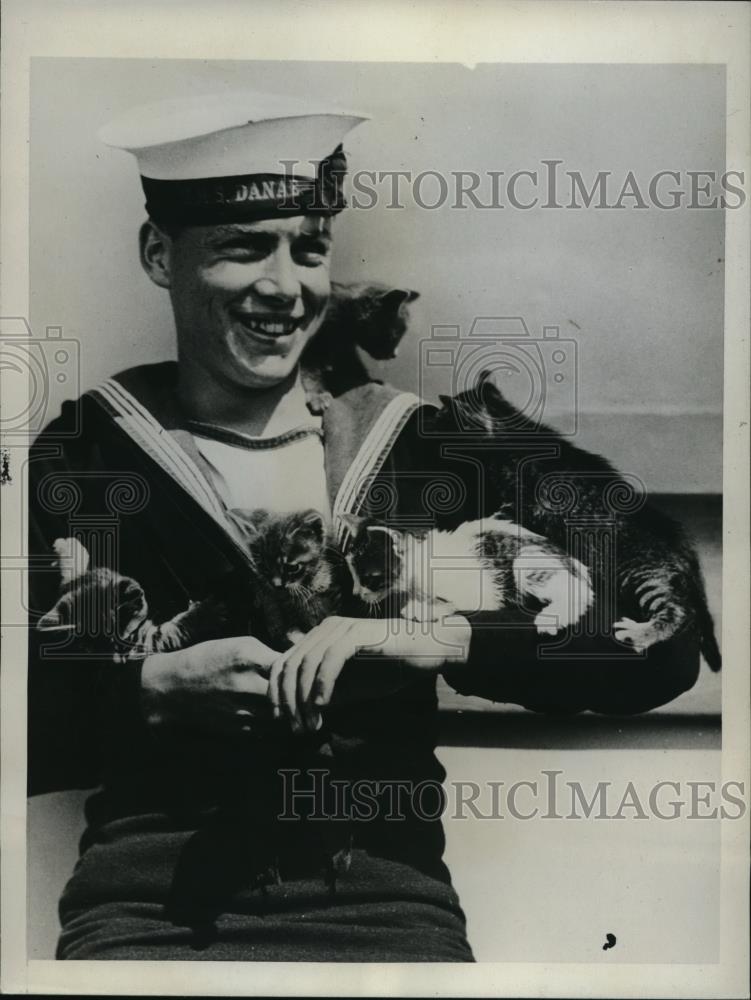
37;537;224;661
342;513;594;634
230;508;349;647
39;511;348;661
432;370;721;668
301;282;419;414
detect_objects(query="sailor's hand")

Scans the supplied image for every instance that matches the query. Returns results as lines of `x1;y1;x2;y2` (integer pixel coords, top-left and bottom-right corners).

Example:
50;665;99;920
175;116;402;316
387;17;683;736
269;615;471;732
141;635;278;733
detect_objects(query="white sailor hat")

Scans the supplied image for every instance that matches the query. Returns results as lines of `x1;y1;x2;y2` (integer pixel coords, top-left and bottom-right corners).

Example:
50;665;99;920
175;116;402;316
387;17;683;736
99;91;368;226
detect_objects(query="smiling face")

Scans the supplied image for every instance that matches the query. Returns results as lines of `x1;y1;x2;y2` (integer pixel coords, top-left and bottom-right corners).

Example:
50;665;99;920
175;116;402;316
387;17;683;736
142;215;333;391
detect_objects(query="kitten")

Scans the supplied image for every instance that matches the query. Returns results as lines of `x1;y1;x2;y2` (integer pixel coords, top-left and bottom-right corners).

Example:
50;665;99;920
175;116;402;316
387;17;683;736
38;511;349;661
432;370;721;668
342;513;594;634
37;537;225;661
229;508;349;648
301;282;419;414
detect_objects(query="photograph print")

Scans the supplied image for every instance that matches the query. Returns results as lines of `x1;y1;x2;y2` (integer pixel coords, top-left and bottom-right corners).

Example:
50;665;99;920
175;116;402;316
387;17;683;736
0;14;745;994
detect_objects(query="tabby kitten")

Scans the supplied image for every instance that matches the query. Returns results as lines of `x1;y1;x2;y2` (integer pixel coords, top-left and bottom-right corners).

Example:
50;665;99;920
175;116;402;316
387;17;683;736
230;508;349;648
37;537;224;661
301;282;419;414
39;512;349;661
432;370;721;668
342;513;594;634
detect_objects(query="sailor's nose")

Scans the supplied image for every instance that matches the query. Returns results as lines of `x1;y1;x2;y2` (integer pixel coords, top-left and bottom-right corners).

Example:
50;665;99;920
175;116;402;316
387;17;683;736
272;575;283;588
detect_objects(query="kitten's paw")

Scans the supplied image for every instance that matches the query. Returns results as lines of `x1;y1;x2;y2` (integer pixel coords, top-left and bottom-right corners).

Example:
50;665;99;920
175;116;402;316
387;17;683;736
401;600;449;623
305;391;333;415
401;601;430;622
613;617;656;652
534;612;560;636
331;846;352;875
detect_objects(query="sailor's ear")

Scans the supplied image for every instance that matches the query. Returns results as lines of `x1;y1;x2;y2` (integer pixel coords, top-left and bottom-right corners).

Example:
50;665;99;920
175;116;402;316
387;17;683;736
139;220;174;290
438;393;454;409
340;512;365;536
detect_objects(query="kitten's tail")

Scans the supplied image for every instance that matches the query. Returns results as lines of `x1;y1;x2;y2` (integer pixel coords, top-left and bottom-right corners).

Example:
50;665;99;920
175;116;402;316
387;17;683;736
697;604;722;672
686;553;722;672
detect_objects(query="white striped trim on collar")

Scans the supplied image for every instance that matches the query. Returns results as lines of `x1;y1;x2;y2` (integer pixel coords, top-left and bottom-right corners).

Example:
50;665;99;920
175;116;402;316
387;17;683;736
92;377;422;553
333;392;422;546
89;378;229;527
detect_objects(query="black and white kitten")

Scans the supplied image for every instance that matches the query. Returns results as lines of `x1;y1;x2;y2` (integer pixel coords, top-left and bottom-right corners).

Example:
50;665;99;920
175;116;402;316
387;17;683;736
432;370;721;668
342;513;593;634
301;282;419;414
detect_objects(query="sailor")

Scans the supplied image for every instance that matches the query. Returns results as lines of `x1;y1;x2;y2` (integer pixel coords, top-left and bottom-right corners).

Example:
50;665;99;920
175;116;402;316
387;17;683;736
28;91;701;961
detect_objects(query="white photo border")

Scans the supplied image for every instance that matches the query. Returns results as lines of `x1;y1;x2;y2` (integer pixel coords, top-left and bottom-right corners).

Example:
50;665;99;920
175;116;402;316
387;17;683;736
1;1;748;996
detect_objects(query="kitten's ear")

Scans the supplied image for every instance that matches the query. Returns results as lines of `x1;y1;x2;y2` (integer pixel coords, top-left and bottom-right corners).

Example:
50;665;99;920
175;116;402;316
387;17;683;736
37;600;72;632
229;508;267;539
37;607;60;630
439;388;494;432
477;369;507;406
380;287;419;309
340;512;365;537
367;525;403;552
328;280;350;301
296;509;326;541
115;577;149;639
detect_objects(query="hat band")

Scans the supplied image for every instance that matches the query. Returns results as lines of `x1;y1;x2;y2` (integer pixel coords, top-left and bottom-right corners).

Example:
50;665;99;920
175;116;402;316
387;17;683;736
142;172;346;226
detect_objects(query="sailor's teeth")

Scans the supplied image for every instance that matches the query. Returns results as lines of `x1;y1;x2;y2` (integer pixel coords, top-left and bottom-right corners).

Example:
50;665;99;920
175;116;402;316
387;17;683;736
242;317;298;336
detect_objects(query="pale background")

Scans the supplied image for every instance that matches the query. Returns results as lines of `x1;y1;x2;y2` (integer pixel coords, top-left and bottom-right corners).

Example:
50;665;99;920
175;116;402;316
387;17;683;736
26;58;725;963
30;58;724;492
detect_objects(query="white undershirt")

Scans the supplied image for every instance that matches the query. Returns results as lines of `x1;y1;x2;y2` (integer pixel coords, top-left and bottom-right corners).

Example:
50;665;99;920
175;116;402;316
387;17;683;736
193;431;331;520
189;377;331;521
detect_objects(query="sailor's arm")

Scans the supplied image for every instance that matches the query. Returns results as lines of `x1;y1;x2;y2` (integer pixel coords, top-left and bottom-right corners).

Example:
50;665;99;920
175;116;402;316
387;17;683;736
441;607;701;715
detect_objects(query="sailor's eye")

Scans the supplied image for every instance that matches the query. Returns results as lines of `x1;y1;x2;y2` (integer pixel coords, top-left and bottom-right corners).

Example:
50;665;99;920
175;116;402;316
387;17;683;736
286;562;303;579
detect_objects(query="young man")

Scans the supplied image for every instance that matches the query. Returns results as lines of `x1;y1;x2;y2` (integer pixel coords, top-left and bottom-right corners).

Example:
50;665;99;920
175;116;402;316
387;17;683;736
28;92;700;961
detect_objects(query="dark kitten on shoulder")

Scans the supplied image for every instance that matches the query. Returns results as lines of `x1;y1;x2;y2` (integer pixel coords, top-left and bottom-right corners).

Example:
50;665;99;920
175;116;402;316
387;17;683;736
432;370;721;669
302;281;419;414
